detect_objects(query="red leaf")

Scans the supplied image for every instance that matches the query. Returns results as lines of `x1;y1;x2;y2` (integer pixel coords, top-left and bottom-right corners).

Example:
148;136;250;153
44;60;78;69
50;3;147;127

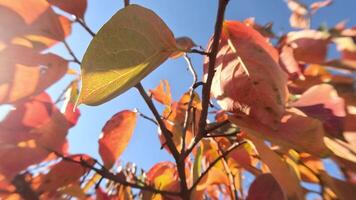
98;110;137;168
205;21;288;129
246;174;286;200
0;93;69;179
286;30;330;64
48;0;87;19
229;108;329;157
291;84;346;139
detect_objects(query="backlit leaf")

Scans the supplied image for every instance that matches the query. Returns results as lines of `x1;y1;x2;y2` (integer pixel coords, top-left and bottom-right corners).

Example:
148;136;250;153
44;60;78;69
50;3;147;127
206;21;288;129
248;135;304;200
98;110;137;168
0;46;68;104
37;154;94;193
79;4;177;106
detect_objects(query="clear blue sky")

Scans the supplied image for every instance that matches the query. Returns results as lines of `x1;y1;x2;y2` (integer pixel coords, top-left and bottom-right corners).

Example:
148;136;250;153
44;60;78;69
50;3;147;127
1;0;356;194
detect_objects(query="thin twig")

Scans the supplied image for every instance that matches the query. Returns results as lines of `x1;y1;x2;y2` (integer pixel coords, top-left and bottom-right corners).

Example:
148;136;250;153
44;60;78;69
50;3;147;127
188;49;210;56
53;151;180;197
76;18;96;37
213;139;238;200
204;132;239;138
63;40;81;65
181;53;198;153
124;0;130;7
190;141;246;192
185;0;229;159
136;109;158;125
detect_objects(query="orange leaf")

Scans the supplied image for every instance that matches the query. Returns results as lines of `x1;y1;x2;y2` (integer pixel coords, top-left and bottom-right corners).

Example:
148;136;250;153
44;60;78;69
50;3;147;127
98;110;137;168
37;154;94;193
149;80;172;106
0;46;68;104
48;0;87;19
0;0;72;50
229;108;329;157
286;30;330;64
248;135;304;200
205;20;288;129
0;93;69;179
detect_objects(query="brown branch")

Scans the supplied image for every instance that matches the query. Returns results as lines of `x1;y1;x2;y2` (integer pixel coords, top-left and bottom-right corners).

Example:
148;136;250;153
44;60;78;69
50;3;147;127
135;83;189;199
124;0;130;7
185;0;229;159
136;109;158;126
188;49;210;56
63;40;81;65
54;152;180;197
76;18;96;37
189;141;246;192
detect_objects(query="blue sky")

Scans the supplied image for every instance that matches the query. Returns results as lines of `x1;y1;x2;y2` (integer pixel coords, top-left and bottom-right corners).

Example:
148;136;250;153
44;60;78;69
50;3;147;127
1;0;356;194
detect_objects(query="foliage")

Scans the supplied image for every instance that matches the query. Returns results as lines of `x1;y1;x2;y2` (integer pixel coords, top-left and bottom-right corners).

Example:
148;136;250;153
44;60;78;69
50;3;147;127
1;0;356;199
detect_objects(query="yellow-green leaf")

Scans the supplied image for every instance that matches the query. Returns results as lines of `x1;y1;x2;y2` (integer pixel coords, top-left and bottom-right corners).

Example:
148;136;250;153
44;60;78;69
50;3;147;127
79;4;177;105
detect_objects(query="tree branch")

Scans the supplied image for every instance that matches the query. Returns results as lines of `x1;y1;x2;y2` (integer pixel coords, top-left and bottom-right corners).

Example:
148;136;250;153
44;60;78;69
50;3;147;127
185;0;229;159
135;83;189;198
189;141;246;192
76;18;96;37
63;40;81;65
53;152;180;197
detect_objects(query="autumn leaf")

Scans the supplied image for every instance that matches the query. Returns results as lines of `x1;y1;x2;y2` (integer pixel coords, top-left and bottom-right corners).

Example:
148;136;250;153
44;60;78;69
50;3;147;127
248;135;304;200
37;154;94;193
143;162;180;200
285;0;310;29
291;84;346;139
310;0;333;14
229;108;329;157
0;93;69;179
286;30;330;64
48;0;87;19
0;45;68;104
98;110;137;168
78;4;177;106
246;173;285;200
206;20;288;129
149;80;172;106
0;0;72;50
60;80;81;127
170;36;196;58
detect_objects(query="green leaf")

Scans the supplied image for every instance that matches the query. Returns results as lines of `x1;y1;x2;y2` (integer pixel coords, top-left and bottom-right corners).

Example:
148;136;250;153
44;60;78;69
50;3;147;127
78;4;177;105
